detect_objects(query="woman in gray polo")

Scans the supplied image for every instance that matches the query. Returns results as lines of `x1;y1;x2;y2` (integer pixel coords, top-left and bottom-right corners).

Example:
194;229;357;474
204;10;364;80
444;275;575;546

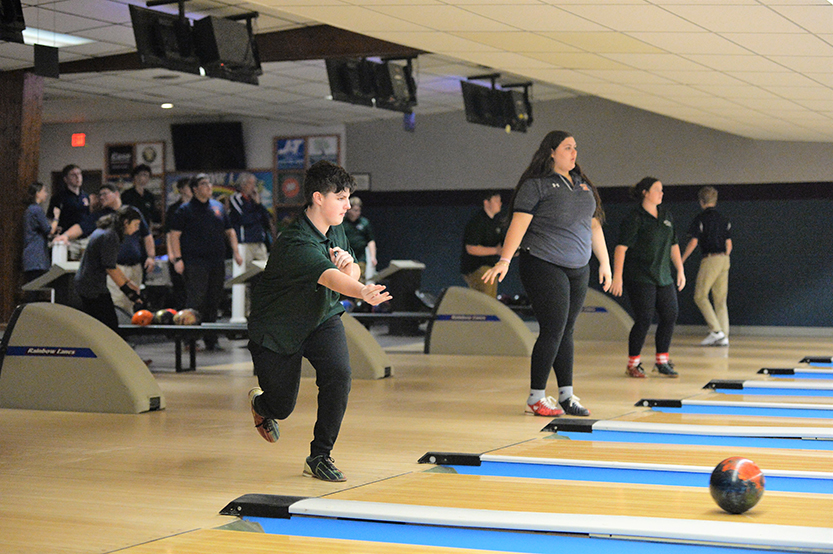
483;131;612;418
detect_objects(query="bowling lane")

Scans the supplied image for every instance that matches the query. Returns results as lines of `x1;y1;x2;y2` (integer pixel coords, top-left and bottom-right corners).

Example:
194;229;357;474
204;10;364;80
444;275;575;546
488;437;833;474
326;472;832;527
610;409;833;428
704;380;833;397
635;398;833;419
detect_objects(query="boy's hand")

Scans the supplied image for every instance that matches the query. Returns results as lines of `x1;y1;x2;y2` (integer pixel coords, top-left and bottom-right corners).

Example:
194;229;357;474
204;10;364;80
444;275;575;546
360;283;392;306
330;247;354;273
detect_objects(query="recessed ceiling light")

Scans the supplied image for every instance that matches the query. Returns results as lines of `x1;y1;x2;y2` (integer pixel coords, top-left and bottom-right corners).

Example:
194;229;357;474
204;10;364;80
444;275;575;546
161;103;174;109
22;28;94;48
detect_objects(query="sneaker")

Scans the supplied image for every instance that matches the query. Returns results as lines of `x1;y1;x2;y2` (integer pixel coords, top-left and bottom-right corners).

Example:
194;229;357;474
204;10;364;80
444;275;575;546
700;331;726;346
715;337;729;347
525;396;565;417
654;362;679;378
560;395;590;417
304;454;346;482
248;388;279;443
625;363;647;378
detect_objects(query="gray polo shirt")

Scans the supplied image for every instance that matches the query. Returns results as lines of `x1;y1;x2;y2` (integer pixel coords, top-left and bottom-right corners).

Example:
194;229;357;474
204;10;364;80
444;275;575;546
513;172;597;269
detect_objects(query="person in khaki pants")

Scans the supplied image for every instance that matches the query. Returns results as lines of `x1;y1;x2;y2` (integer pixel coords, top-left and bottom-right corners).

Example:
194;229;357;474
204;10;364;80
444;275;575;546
460;191;505;297
682;186;732;347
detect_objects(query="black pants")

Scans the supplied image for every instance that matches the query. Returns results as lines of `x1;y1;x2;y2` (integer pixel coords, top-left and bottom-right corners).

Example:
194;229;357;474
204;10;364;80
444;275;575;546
184;261;224;346
625;281;678;356
80;293;119;334
519;252;589;391
248;315;352;458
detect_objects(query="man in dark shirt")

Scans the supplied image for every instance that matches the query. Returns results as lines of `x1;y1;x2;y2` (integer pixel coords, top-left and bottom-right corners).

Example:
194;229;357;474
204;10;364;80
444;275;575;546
121;164;160;226
460;191;504;297
168;174;242;350
164;178;192;310
682;186;732;346
50;164;91;260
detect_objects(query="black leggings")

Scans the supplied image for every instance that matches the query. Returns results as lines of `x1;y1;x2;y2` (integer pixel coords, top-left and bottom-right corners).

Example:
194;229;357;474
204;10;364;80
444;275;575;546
79;293;119;334
518;252;589;391
248;315;352;458
625;281;678;356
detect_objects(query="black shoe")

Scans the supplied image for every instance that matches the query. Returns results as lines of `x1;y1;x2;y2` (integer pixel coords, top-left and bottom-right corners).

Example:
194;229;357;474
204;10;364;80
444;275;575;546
654;362;679;378
559;395;590;416
303;455;346;482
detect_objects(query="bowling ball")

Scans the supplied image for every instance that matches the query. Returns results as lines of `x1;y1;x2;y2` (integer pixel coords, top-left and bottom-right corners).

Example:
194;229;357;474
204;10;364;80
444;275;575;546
709;457;765;514
152;309;175;325
340;299;355;312
131;309;153;326
173;308;201;325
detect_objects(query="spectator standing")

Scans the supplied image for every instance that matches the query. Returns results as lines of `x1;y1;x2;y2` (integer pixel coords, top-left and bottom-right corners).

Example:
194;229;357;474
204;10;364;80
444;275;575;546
610;177;685;378
246;160;391;482
342;196;377;282
121;164;160;226
22;183;57;300
164;178;192;310
460;191;505;297
229;172;273;266
49;164;90;260
681;186;732;346
168;174;242;350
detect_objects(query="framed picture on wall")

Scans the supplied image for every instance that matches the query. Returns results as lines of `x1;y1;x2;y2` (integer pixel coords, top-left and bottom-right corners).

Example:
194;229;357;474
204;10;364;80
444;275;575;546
276;171;305;207
106;143;134;177
135;141;165;175
352;173;371;191
276;138;306;170
308;135;339;165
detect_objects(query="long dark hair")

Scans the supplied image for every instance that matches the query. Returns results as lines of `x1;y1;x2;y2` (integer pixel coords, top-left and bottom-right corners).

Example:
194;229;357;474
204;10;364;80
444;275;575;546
26;182;44;205
97;205;142;241
631;176;659;201
507;130;605;223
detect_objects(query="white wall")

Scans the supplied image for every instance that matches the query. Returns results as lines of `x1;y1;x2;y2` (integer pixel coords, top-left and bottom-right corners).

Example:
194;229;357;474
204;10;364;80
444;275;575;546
38;116;345;186
39;95;833;192
345;95;833;191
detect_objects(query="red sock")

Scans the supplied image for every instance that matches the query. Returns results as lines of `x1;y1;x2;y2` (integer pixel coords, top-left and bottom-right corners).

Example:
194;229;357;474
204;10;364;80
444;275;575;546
656;353;669;365
628;356;641;369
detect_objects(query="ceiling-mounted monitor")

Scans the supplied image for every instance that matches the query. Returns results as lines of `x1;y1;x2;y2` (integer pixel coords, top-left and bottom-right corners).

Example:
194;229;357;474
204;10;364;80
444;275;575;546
0;0;25;44
326;57;418;113
374;60;417;113
193;15;261;85
461;79;531;133
129;4;201;75
326;58;376;107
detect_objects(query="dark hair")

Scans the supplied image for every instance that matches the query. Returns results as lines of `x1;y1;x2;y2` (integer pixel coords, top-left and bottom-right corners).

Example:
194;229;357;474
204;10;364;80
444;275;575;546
131;164;152;177
507;131;604;223
189;173;210;191
176;177;191;191
97;205;142;241
98;183;119;194
481;190;502;203
303;160;355;207
631;177;659;200
61;164;80;179
26;182;44;205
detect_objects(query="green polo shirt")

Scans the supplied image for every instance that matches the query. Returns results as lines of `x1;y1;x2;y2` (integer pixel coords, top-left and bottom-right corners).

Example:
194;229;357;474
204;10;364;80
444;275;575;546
617;205;678;287
248;213;355;355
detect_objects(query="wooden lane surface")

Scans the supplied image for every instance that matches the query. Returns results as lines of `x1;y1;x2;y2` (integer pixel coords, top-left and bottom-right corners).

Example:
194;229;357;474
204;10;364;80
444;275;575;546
116;528;516;554
487;437;833;473
609;409;833;428
328;472;833;528
705;392;833;405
